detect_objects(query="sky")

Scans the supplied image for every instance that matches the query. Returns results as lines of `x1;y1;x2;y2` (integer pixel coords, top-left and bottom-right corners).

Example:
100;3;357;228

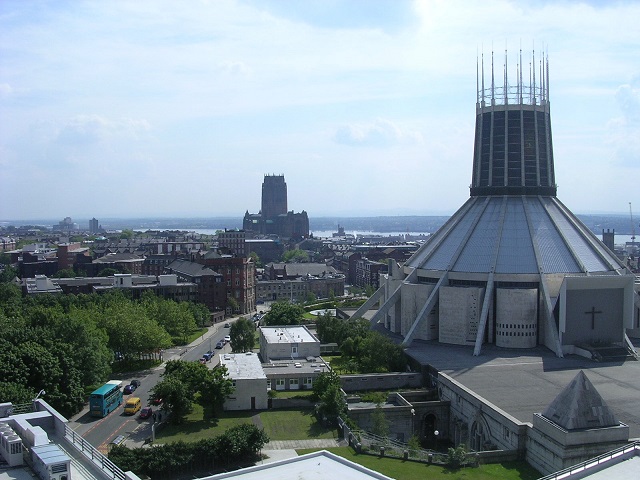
1;0;639;221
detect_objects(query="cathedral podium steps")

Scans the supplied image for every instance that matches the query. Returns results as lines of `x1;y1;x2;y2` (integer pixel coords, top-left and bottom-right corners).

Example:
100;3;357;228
578;344;637;362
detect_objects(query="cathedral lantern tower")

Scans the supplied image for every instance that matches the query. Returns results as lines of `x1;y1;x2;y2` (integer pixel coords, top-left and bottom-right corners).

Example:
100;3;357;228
471;51;556;197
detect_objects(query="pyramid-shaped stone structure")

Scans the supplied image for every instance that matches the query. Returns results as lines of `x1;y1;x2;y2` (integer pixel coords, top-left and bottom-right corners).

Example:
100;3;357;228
541;370;618;430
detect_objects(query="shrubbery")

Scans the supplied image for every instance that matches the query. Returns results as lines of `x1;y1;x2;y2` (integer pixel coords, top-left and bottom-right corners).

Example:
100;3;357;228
108;424;269;478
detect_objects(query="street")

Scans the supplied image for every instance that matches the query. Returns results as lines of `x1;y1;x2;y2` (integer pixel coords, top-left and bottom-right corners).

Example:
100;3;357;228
68;315;245;451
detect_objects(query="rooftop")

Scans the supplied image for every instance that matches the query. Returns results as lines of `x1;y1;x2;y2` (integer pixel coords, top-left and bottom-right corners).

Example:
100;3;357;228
219;352;266;380
260;326;319;345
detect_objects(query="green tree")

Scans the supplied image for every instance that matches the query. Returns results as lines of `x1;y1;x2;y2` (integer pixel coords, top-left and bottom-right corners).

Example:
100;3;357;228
281;249;309;263
120;229;135;239
227;296;239;313
229;317;255;353
53;268;76;278
201;365;235;411
248;251;262;268
150;375;192;424
262;301;305;326
370;394;390;439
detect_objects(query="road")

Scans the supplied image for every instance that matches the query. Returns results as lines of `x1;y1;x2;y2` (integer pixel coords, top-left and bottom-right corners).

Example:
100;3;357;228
68;316;246;451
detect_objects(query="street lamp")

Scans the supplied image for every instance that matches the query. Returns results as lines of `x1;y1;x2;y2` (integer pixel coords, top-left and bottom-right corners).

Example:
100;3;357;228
434;430;439;451
34;389;46;401
410;408;415;436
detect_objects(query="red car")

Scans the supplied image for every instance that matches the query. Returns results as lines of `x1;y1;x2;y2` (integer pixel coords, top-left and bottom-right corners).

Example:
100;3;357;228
139;406;153;419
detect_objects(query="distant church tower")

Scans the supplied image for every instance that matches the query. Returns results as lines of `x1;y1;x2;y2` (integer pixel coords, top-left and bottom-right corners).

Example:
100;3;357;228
243;174;309;239
261;175;288;217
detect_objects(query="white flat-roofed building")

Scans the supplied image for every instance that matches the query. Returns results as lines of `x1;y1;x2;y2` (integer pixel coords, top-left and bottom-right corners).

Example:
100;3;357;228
204;450;394;480
219;353;268;411
259;325;320;361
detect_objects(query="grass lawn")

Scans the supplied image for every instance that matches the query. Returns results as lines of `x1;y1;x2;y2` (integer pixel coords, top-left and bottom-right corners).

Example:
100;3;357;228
270;390;314;399
260;409;338;441
156;404;254;443
296;447;541;480
155;405;337;443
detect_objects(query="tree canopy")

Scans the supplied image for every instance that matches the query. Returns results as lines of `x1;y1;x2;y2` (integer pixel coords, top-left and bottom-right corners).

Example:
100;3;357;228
262;301;305;326
151;360;234;423
0;282;205;417
229;317;255;353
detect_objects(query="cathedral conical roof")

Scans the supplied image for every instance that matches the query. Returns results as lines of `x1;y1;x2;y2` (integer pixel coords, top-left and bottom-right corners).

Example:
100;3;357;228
404;52;626;277
541;371;619;430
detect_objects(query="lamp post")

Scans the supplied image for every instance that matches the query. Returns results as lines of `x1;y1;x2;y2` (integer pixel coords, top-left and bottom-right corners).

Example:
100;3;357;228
434;430;439;451
410;408;415;437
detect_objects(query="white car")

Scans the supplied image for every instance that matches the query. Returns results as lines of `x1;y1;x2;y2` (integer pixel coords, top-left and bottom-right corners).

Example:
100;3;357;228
224;335;231;343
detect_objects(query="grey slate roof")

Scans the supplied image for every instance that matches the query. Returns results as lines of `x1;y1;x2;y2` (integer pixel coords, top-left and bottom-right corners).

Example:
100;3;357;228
405;196;625;275
541;370;619;430
166;259;221;277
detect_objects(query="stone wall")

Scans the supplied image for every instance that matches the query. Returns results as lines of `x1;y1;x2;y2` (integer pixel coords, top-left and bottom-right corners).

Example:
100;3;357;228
340;372;423;392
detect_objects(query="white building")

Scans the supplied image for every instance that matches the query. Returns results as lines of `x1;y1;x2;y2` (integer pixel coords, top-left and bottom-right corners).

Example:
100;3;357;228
219;352;268;411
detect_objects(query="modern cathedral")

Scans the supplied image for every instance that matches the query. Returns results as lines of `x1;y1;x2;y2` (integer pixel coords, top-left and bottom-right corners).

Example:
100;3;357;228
355;52;640;360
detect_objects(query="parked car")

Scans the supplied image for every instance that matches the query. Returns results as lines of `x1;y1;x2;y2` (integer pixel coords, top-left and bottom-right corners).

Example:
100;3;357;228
203;352;213;361
199;358;207;364
215;341;224;349
150;397;163;406
123;384;136;394
224;335;231;343
224;323;230;328
130;379;141;388
139;406;153;419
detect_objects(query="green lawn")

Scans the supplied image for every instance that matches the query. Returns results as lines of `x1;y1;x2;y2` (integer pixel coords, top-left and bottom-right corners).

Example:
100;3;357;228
259;408;338;441
296;447;540;480
156;404;254;443
155;406;336;443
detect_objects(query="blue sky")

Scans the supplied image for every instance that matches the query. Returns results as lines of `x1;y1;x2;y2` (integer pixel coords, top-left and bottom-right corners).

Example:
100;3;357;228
1;0;638;220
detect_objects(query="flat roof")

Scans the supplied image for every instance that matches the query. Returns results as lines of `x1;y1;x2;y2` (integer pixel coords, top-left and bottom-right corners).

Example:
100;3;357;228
262;357;330;376
260;326;318;345
203;450;393;480
219;353;266;380
405;340;640;438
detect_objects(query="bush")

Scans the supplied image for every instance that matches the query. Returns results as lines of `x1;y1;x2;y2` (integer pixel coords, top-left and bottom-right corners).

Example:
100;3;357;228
446;445;467;468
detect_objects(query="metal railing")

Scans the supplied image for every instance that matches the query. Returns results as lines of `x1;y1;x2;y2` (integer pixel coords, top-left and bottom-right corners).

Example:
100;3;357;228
537;441;640;480
64;426;128;480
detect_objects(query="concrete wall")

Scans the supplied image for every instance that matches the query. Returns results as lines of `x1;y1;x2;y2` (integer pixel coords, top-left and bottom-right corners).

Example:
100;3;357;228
526;415;630;475
340;373;423;392
496;288;538;348
438;373;528;454
401;283;437;340
439;286;484;346
224;378;268;411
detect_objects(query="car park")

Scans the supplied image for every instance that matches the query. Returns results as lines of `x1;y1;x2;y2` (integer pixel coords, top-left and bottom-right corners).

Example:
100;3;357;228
139;406;153;419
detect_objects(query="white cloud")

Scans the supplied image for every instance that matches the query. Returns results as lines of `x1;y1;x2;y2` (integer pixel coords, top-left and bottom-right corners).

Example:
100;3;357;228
0;83;13;98
334;118;422;147
54;115;151;145
607;78;640;167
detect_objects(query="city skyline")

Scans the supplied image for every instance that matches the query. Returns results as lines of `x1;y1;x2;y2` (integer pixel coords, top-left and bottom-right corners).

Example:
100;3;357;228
1;0;639;220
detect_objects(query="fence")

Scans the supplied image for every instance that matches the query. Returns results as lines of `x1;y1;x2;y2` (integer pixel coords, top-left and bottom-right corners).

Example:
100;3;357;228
537;441;640;480
64;426;129;480
337;417;478;467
